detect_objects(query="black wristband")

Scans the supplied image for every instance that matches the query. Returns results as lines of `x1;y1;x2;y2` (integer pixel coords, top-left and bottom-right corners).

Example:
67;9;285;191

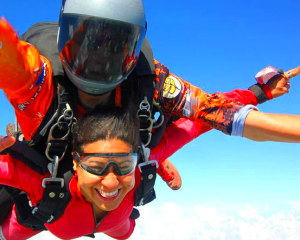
248;83;268;104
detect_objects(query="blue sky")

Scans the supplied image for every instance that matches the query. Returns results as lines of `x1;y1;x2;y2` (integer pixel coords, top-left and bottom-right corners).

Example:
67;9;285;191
1;1;300;239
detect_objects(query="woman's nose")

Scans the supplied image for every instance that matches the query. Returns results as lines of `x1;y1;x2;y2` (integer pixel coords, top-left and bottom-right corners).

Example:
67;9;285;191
101;170;119;189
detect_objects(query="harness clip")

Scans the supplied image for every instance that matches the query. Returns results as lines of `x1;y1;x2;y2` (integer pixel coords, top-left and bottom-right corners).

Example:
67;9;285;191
42;156;64;188
138;160;158;172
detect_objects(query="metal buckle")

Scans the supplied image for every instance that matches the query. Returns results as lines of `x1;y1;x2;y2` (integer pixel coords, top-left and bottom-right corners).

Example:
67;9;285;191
45;103;74;161
45;141;68;162
139;130;152;147
138;97;155;147
138;145;158;172
42;156;64;188
138;160;158;172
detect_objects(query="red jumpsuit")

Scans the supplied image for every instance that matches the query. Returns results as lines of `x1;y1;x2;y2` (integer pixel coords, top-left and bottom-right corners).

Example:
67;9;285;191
0;154;143;240
0;18;260;239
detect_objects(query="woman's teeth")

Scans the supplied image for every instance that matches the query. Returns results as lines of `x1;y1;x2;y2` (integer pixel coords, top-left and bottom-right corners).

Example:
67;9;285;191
99;189;118;198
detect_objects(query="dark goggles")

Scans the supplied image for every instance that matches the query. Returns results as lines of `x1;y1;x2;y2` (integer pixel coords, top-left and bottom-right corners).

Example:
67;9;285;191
74;152;138;176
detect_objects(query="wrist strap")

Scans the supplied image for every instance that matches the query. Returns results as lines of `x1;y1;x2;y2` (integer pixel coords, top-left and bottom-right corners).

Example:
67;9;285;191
248;84;268;104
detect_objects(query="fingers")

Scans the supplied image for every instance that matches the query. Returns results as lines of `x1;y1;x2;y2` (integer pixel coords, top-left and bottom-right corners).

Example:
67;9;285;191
0;123;16;152
6;123;15;137
285;82;291;90
283;66;300;80
280;81;290;94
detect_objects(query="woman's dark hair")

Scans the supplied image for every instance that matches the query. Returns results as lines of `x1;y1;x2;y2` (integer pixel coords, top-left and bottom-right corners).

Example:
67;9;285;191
72;105;140;154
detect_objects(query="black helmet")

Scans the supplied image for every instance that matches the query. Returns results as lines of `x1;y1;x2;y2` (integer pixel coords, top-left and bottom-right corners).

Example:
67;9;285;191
58;0;147;95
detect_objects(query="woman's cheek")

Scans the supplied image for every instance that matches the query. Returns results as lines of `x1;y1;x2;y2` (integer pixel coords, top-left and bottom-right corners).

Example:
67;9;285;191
122;174;135;189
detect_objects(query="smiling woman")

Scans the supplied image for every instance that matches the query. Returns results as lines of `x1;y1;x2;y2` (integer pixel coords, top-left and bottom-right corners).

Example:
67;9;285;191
0;105;145;240
71;105;140;222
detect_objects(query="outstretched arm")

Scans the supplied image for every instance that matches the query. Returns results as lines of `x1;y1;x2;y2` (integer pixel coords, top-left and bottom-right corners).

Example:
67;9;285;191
0;18;54;140
243;110;300;142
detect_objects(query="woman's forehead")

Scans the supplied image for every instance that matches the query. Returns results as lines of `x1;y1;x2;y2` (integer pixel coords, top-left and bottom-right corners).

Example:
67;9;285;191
83;138;132;153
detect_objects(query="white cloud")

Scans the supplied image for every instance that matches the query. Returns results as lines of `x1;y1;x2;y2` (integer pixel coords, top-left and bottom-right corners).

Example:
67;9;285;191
29;202;300;240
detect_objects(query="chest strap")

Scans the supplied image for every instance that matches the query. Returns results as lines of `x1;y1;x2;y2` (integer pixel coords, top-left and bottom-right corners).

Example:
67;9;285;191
1;140;49;175
134;145;158;206
14;166;73;231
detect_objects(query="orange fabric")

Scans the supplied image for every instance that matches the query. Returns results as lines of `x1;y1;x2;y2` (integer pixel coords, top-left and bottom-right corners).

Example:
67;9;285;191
153;60;244;135
0;18;54;140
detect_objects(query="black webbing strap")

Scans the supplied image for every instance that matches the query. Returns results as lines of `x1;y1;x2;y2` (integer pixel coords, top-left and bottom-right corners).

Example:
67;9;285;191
248;83;268;104
134;162;157;206
147;116;167;149
0;186;14;224
134;145;157;206
1;141;49;175
15;171;73;231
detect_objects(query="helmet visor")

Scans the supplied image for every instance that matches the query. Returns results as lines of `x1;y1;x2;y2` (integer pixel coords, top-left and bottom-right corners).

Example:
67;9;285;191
58;13;146;94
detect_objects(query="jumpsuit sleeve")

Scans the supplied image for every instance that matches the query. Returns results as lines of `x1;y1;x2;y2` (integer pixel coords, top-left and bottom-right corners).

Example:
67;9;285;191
0;154;44;203
1;206;41;240
0;155;45;240
0;155;20;188
104;218;135;240
150;89;260;161
153;60;249;135
150;88;261;161
0;18;54;140
223;89;258;105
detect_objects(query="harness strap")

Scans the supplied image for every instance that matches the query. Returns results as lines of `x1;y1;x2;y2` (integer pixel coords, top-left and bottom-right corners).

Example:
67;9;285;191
248;83;268;104
134;161;157;206
0;186;15;224
44;83;75;162
14;171;73;231
1;141;49;175
134;145;158;206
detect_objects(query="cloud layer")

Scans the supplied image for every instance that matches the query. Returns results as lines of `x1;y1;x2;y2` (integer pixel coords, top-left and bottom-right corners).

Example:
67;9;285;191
30;202;300;240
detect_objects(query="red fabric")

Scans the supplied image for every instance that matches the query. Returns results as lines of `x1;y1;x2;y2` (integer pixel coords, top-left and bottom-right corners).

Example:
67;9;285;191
150;88;259;161
152;60;258;135
0;19;55;140
0;154;141;240
0;35;262;238
262;84;273;100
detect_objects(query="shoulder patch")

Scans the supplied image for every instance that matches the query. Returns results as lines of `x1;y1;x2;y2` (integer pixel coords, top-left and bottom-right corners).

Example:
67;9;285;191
163;75;182;99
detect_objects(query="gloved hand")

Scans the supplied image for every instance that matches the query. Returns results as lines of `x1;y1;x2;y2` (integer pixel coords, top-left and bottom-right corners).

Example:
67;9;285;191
0;17;42;96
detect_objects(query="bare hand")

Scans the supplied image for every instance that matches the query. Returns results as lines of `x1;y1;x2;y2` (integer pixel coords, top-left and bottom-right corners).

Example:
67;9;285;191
266;74;291;99
267;66;300;99
0;123;16;152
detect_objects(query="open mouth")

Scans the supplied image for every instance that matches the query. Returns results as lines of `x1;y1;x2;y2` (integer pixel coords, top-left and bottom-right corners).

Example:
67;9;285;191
95;188;121;201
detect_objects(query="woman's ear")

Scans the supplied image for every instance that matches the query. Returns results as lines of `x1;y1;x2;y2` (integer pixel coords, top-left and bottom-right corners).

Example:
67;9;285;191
73;160;78;172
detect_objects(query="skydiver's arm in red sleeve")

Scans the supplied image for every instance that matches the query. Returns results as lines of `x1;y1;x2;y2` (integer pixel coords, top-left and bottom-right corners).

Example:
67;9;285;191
0;155;22;188
223;89;258;105
150;92;258;161
150;62;295;160
0;155;45;240
150;87;260;161
0;18;54;141
103;218;135;240
0;155;45;204
1;207;41;240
